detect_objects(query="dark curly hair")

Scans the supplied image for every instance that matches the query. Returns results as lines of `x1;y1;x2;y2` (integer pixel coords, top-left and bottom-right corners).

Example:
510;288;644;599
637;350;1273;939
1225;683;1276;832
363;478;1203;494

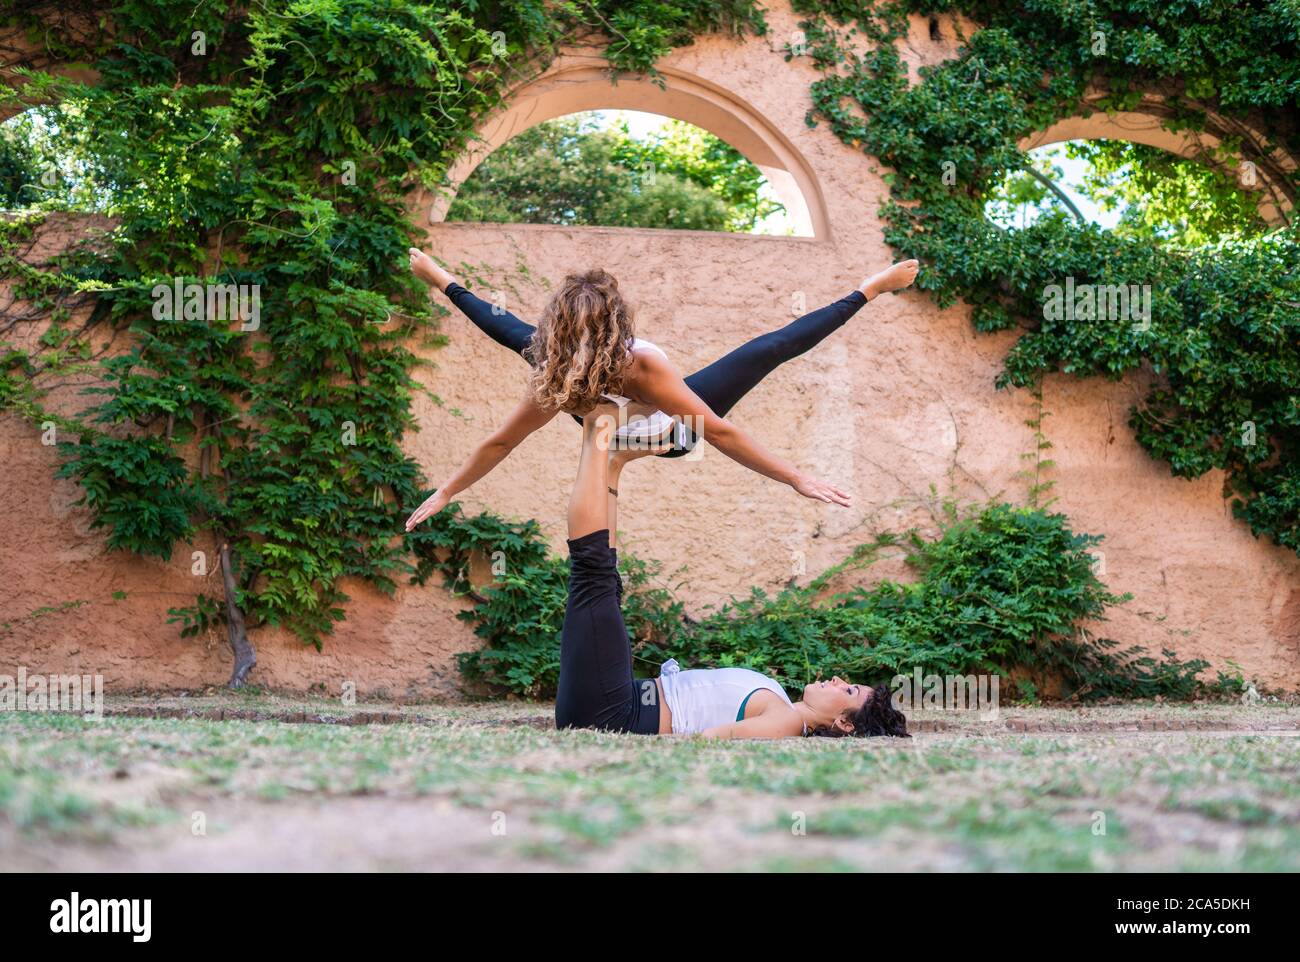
808;683;910;738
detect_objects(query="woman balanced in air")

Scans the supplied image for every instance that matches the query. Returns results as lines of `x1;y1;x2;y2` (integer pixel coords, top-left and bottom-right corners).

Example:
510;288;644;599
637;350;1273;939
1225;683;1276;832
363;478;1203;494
403;250;919;530
554;406;909;738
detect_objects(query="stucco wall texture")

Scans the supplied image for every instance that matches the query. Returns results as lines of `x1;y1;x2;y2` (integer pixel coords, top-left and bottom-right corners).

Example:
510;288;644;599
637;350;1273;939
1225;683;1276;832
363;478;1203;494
2;7;1297;695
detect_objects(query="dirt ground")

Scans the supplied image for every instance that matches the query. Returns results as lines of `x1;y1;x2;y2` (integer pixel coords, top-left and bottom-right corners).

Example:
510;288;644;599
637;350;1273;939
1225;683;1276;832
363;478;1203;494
2;694;1298;872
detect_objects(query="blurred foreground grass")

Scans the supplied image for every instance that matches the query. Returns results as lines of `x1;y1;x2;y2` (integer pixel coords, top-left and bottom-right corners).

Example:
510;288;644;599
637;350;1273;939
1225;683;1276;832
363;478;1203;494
2;697;1297;871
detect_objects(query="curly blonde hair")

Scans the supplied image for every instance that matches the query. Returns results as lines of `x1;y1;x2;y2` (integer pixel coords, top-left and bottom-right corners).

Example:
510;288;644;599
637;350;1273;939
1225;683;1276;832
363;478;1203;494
525;268;636;413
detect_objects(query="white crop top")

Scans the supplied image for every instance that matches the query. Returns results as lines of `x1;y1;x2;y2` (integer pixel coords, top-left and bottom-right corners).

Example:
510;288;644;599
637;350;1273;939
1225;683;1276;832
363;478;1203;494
657;660;797;734
601;338;680;444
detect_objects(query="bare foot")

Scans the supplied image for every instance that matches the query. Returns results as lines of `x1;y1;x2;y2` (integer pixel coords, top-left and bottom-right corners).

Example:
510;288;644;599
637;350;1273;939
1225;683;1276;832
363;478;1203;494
609;440;668;471
860;259;920;300
408;247;448;289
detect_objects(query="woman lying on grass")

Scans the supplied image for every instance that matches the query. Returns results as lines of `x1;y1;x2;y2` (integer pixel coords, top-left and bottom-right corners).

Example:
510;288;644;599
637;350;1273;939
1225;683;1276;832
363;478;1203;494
555;406;909;739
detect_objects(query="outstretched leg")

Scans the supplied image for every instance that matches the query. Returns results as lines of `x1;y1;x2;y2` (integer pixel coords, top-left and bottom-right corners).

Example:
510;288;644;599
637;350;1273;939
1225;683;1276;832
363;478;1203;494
602;441;667;602
659;260;919;458
414;247;918;455
683;260;920;418
410;248;535;355
605;441;668;550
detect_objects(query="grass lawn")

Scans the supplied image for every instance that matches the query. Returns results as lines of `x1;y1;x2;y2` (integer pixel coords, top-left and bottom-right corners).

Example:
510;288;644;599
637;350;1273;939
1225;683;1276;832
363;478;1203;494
2;696;1298;872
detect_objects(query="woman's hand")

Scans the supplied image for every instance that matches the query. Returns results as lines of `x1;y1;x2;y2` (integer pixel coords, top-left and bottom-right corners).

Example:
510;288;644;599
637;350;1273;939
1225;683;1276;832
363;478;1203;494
791;472;852;507
403;395;557;534
404;488;451;532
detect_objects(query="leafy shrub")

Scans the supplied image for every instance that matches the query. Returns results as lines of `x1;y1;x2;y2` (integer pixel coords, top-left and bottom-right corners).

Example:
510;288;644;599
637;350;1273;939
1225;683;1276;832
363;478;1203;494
642;502;1135;693
1035;635;1210;701
426;500;1225;701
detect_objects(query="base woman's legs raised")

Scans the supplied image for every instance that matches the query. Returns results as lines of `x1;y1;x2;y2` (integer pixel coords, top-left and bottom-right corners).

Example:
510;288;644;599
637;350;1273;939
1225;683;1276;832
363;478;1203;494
553;409;658;733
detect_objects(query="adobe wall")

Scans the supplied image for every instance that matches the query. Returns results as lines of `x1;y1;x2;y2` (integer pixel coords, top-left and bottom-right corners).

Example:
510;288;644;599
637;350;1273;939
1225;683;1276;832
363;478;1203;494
2;4;1296;695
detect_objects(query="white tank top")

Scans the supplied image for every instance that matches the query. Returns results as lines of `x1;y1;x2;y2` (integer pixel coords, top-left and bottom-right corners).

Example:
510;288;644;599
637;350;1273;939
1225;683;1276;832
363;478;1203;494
601;338;679;444
657;660;796;734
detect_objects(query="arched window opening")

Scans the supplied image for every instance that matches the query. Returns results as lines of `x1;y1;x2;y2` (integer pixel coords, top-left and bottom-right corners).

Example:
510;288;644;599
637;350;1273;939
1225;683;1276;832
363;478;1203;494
447;110;803;236
986;139;1268;245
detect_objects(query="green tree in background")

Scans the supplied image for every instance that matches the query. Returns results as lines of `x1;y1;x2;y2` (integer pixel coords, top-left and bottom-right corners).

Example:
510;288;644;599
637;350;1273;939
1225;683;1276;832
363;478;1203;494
0;117;42;208
1066;140;1266;245
606;116;786;231
0;103;108;211
448;113;783;232
986;153;1070;230
986;140;1265;243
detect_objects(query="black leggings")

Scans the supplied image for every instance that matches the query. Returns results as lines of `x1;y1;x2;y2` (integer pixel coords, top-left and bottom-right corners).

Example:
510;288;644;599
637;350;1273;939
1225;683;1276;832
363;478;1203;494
444;283;868;457
554;529;660;733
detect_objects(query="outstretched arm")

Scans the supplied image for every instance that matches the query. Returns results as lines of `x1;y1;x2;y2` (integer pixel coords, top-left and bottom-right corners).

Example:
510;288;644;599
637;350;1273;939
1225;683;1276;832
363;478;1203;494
632;351;851;507
405;393;557;531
